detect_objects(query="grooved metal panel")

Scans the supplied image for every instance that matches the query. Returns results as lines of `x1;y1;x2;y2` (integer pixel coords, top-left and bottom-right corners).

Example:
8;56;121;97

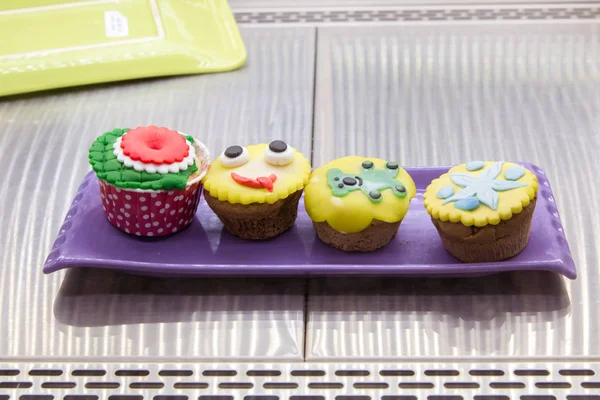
309;23;600;359
1;362;600;398
0;26;316;361
235;7;600;24
229;0;598;9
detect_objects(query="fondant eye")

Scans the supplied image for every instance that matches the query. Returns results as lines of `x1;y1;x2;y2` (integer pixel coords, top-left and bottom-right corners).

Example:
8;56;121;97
220;145;249;168
264;140;294;166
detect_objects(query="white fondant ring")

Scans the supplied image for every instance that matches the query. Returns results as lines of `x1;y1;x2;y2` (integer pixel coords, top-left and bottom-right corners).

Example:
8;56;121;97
113;132;196;174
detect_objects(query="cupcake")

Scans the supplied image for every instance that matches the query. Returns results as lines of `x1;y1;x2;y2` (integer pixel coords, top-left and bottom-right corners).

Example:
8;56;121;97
424;161;538;262
304;156;416;252
202;141;311;240
88;126;210;237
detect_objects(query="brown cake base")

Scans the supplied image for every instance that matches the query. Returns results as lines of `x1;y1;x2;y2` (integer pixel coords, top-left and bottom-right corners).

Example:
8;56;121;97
431;197;537;262
204;189;303;240
313;219;402;252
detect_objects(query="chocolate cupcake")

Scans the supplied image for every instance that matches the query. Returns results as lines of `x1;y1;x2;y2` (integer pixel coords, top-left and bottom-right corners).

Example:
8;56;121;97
424;161;539;262
304;156;416;252
202;141;311;240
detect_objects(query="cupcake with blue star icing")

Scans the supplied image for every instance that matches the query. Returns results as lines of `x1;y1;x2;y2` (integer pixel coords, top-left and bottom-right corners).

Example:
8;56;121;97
424;161;538;262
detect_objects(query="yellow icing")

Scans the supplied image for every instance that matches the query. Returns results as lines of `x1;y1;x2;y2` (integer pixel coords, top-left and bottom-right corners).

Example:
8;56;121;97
424;161;539;227
202;143;311;204
304;156;416;233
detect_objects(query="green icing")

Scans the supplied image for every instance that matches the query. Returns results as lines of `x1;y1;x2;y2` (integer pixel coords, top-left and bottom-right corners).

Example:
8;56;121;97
327;161;407;203
88;128;198;191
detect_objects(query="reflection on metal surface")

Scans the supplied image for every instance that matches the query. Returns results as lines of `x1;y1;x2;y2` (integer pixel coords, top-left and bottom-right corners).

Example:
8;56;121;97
308;272;571;359
52;268;305;359
310;22;600;359
0;27;315;360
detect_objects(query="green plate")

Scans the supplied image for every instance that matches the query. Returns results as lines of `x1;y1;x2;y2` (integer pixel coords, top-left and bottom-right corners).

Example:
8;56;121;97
0;0;247;96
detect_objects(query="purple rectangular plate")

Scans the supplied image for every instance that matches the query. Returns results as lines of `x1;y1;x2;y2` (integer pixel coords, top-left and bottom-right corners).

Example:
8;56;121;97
43;164;577;279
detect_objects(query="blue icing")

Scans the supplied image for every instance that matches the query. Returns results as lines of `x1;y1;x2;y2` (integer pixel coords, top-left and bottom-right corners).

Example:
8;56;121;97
465;161;485;171
505;165;525;181
455;197;479;211
437;185;454;199
442;161;527;211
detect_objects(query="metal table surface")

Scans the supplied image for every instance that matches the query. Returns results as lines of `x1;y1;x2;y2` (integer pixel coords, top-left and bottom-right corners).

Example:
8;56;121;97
1;1;599;399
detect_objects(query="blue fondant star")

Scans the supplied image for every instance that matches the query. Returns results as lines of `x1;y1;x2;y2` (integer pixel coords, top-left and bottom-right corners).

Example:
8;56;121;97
442;161;527;210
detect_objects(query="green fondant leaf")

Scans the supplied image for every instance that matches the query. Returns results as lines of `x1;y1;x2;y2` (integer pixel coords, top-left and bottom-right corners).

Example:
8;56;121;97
142;181;157;191
90;142;105;152
105;171;121;183
89;151;104;162
104;135;120;144
160;174;187;190
104;159;122;171
141;172;162;182
121;169;141;182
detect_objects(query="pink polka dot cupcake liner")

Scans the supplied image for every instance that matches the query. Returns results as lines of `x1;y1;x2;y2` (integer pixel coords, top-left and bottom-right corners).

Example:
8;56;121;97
97;139;210;237
99;180;203;236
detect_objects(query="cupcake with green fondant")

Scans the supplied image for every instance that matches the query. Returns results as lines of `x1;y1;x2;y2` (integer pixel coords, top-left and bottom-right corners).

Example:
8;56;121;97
88;126;210;236
304;156;416;252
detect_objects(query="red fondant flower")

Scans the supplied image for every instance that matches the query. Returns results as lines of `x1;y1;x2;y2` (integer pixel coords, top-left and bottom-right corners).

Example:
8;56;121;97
121;126;189;164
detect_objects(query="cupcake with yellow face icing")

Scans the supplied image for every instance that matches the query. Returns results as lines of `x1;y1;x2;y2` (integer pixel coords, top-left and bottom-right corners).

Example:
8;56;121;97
424;161;538;262
202;140;311;240
304;156;416;252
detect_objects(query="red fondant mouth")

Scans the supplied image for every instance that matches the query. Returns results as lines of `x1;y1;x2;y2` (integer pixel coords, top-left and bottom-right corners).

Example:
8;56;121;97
231;173;278;192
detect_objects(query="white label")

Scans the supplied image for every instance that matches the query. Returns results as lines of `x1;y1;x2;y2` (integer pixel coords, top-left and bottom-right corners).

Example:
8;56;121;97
104;10;129;38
